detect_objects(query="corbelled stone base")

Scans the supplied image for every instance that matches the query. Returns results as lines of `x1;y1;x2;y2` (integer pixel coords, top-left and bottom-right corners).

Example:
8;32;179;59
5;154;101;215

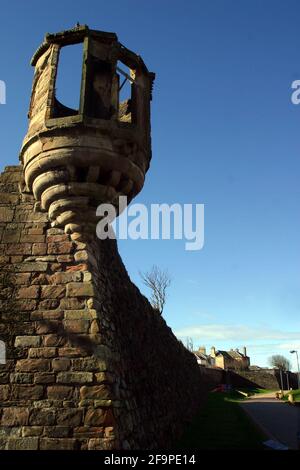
0;165;203;450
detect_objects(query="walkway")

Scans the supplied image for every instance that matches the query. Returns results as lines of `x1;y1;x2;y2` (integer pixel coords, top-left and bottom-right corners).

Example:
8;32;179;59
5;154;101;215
240;392;300;450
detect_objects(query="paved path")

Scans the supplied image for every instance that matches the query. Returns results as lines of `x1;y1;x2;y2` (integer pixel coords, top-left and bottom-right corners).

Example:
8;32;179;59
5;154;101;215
240;393;300;450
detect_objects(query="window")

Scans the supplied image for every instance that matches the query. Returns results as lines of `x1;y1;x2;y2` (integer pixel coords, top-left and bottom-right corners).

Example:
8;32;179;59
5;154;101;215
86;56;114;119
53;42;83;118
117;61;135;123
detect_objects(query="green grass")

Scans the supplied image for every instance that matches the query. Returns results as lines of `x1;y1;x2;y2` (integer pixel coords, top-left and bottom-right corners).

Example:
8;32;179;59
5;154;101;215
175;391;266;450
282;389;300;401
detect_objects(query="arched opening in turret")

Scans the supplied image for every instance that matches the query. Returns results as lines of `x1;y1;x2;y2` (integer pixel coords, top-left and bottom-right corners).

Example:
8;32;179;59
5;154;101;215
117;61;136;124
53;42;83;118
86;56;114;120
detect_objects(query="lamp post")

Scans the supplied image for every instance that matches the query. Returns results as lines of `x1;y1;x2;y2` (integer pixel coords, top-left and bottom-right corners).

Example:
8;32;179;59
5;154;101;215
286;371;290;390
290;350;300;389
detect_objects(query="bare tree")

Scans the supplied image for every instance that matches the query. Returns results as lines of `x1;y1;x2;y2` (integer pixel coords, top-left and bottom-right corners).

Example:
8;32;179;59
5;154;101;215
185;337;194;352
268;354;291;371
139;265;171;314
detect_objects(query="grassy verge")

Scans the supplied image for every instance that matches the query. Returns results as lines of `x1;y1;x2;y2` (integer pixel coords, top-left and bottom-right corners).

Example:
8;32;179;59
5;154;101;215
282;389;300;401
239;388;277;396
175;391;266;450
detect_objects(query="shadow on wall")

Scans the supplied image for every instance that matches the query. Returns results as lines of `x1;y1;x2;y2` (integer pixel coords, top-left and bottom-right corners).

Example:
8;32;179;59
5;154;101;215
227;370;268;389
198;367;281;390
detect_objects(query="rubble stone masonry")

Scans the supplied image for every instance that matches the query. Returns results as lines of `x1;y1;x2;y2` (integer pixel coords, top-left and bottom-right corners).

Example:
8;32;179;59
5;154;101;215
0;165;203;450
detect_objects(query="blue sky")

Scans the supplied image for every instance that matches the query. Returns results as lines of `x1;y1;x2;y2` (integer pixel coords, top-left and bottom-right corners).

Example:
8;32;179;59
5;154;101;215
1;0;300;369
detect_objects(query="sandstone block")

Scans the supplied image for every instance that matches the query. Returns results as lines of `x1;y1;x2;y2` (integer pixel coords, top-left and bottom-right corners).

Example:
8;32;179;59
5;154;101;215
35;321;60;335
20;234;45;243
64;310;96;320
0;385;10;401
2;230;21;243
90;319;100;334
66;263;88;272
94;400;113;408
94;372;114;383
56;409;83;426
29;408;55;426
66;282;94;297
43;426;70;438
31;273;49;285
74;250;89;262
80;385;111;400
58;348;89;358
34;373;56;384
16;286;40;299
47;386;74;400
0;193;19;204
83;272;92;282
74;426;104;438
38;299;60;309
60;298;85;309
14;336;41;348
52;358;70;371
11;385;43;400
32;243;47;255
7;437;39;450
48;271;82;284
41;285;66;299
57;372;93;384
29;347;57;359
47;234;69;243
16;359;50;372
21;426;43;437
7;243;32;255
0;207;14;222
15;299;37;311
84;409;106;426
1;408;29;426
39;438;77;450
48;242;73;255
16;262;48;272
31;310;63;321
15;273;31;285
73;358;107;372
57;254;74;263
10;373;33;384
43;335;66;347
63;319;90;333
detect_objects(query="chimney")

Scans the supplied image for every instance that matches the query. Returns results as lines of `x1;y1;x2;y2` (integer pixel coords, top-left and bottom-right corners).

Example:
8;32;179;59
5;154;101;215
243;346;247;357
210;346;216;357
198;346;206;355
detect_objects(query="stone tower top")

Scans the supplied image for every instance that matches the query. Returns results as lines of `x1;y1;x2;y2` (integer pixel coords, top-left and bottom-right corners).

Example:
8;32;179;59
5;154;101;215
20;25;155;241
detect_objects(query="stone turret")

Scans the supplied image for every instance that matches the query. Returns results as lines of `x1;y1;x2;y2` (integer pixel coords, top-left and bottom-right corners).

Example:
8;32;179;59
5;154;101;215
0;28;204;451
20;25;155;242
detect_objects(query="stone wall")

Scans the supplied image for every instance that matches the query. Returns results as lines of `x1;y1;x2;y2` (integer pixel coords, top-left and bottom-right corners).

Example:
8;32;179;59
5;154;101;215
0;165;204;450
196;367;288;391
230;370;284;390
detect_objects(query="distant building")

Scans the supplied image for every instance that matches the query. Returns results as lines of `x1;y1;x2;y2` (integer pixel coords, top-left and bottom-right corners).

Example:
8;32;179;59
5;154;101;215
193;345;250;370
193;346;212;367
249;365;262;371
210;346;250;370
